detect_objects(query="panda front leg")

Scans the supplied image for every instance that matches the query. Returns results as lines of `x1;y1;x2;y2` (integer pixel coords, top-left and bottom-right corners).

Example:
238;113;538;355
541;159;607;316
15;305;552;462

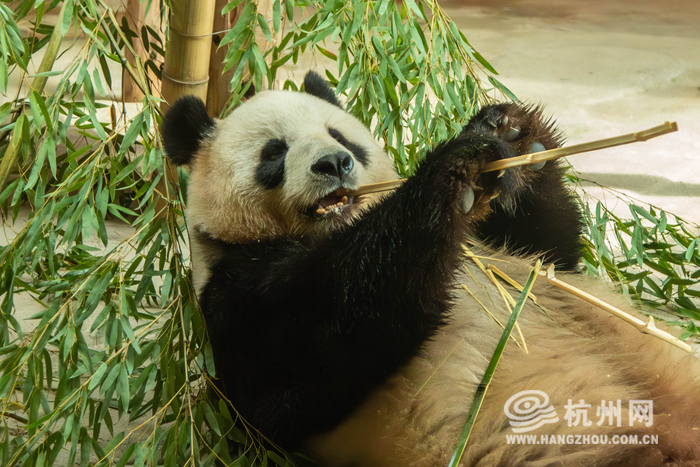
464;103;584;269
200;133;515;449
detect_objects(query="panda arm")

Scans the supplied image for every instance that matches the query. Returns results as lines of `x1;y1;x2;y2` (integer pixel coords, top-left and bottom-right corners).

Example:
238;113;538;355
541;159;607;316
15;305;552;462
200;134;511;447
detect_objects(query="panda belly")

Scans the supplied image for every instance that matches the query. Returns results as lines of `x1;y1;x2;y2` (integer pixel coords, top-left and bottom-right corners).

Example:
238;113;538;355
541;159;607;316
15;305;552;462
305;261;506;467
305;253;700;467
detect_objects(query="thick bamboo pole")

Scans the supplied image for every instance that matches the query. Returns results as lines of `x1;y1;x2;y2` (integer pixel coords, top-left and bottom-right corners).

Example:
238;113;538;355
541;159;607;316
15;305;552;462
161;0;216;108
207;0;285;116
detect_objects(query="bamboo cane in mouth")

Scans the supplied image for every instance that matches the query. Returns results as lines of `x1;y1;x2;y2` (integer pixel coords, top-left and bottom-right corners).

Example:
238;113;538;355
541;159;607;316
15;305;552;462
336;121;678;198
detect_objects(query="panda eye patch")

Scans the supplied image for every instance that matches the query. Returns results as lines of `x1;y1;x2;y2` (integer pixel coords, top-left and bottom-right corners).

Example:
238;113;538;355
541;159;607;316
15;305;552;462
328;127;368;167
261;138;288;161
256;138;288;189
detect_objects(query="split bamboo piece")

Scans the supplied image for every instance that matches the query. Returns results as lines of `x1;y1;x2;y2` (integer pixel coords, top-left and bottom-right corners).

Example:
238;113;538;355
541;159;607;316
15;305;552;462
463;247;528;353
338;121;678;197
482;121;678;172
488;265;538;303
540;264;693;353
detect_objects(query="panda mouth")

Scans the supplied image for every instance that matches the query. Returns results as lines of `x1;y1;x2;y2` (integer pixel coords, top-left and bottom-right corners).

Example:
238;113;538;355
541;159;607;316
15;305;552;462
312;194;356;217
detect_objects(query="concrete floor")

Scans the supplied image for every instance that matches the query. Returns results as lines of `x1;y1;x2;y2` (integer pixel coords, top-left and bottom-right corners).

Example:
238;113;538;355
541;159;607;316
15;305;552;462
444;0;700;223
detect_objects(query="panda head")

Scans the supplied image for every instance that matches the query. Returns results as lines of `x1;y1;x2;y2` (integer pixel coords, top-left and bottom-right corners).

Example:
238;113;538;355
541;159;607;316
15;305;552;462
161;71;398;245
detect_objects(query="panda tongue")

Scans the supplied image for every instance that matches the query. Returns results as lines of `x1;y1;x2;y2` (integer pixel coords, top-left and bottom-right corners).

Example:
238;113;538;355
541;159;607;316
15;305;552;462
318;195;342;209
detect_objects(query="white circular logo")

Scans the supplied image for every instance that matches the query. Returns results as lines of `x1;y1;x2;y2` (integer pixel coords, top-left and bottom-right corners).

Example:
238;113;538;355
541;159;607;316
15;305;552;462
504;390;559;432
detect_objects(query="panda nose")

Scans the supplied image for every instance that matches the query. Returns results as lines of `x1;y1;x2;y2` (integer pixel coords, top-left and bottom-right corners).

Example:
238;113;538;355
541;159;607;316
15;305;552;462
311;152;354;179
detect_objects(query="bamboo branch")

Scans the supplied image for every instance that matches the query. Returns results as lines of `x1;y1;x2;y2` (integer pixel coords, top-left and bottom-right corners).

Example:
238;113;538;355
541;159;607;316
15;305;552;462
540;264;693;353
339;121;678;197
0;2;70;193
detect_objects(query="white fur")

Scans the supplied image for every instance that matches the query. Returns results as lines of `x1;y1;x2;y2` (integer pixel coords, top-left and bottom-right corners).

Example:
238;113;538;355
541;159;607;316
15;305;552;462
186;90;398;294
306;249;700;466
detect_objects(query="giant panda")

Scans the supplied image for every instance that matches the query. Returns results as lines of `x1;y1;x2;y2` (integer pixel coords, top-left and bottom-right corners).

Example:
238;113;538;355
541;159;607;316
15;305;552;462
161;71;700;466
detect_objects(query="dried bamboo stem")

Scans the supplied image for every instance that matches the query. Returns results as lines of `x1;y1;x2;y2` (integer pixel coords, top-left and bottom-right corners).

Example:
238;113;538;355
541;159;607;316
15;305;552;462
540;264;692;353
340;121;678;197
464;247;528;352
488;265;538;303
482;121;678;172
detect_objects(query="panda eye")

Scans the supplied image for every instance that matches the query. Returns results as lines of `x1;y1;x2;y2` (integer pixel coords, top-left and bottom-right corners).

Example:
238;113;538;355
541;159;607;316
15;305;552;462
328;127;368;167
328;128;347;146
261;138;288;161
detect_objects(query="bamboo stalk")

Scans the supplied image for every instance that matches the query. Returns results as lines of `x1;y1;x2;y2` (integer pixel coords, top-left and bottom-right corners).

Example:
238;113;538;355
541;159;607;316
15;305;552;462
161;0;217;107
482;121;678;173
448;261;542;467
123;0;162;101
540;264;692;353
338;121;678;197
206;0;238;116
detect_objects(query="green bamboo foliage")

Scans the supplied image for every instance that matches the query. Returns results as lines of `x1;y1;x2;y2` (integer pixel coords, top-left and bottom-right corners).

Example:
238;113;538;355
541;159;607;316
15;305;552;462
0;0;698;466
578;183;700;339
0;0;506;465
219;0;510;175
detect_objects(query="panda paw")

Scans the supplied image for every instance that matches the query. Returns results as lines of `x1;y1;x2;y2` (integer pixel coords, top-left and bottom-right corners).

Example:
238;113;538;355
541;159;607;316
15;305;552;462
465;103;563;169
462;103;564;211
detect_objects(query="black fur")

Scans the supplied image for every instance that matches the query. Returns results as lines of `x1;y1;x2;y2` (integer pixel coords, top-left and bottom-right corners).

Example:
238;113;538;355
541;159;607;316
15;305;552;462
199;133;513;448
256;138;288;189
161;96;215;166
304;71;343;108
465;103;583;269
177;93;585;451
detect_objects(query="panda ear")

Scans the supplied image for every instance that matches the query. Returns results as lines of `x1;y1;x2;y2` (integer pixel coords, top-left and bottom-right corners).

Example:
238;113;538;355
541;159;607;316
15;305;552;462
303;71;343;108
161;96;215;166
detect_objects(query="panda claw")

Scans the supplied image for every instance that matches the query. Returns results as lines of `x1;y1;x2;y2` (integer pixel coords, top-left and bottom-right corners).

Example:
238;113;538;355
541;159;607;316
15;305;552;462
459;186;475;213
529;142;547;171
504;126;521;142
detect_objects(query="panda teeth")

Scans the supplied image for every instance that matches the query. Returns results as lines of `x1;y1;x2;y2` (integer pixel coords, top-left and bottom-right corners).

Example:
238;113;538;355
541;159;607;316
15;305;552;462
314;195;353;217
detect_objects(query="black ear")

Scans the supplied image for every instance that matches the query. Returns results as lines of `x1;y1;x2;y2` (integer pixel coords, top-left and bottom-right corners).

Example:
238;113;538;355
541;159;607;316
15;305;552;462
161;96;215;166
303;71;343;108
